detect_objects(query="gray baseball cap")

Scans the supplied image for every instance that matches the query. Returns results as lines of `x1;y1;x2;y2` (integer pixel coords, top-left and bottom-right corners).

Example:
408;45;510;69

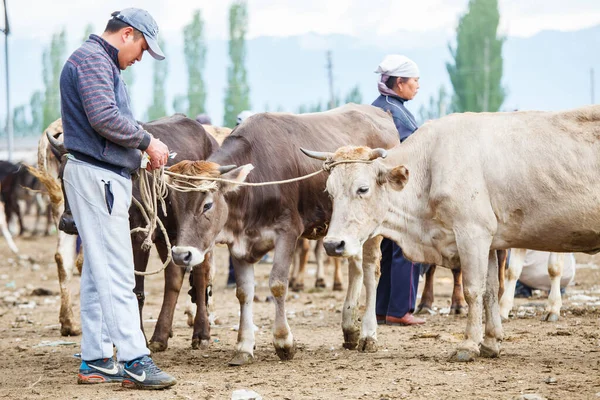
112;8;165;60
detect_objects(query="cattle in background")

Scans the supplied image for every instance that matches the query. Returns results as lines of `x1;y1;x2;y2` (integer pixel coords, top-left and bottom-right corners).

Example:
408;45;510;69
416;251;507;316
303;105;600;362
35;116;219;350
166;104;400;365
289;238;343;292
499;249;567;322
1;161;52;236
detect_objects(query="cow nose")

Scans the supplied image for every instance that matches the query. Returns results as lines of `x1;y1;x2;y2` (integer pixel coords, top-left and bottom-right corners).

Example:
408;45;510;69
323;239;345;256
172;250;192;266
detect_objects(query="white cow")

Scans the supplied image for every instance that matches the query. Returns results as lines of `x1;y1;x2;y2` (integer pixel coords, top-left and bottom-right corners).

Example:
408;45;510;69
500;249;573;321
303;105;600;362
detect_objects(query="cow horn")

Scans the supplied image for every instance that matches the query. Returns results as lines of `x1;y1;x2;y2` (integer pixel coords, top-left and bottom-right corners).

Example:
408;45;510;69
46;130;67;155
300;148;333;161
368;148;387;160
217;165;237;175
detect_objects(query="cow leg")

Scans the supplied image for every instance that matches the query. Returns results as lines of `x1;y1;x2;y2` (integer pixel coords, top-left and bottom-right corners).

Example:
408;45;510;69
0;201;19;254
229;256;257;366
332;257;343;291
270;236;298;361
416;265;435;314
480;250;503;358
56;232;80;336
497;249;507;299
314;239;327;288
498;248;526;320
292;238;309;292
450;231;490;362
450;269;467;315
542;253;564;322
191;251;213;349
148;240;186;352
131;235;150;339
357;235;382;352
341;236;381;350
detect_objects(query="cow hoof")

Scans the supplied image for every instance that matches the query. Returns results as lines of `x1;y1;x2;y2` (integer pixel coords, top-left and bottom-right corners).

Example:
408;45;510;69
415;305;433;315
315;278;326;288
60;325;81;337
228;352;254;366
450;349;478;362
479;342;500;358
542;312;559;322
358;337;378;353
275;342;297;361
450;305;468;315
343;330;360;350
288;278;295;288
332;282;343;291
191;338;210;350
292;282;304;292
185;311;194;327
148;341;168;353
169;329;173;338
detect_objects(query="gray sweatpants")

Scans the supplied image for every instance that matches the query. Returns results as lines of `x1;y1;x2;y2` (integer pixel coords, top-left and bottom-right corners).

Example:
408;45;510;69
63;157;149;362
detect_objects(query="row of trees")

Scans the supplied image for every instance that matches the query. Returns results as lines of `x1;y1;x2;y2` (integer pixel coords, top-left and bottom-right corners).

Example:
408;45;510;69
7;1;251;136
6;0;505;137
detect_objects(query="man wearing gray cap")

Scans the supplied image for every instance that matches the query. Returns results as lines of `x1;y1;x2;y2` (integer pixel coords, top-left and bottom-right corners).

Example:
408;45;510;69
59;9;175;389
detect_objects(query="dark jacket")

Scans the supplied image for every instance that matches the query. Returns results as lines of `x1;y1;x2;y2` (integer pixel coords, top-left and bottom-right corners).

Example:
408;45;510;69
60;35;151;177
371;95;419;142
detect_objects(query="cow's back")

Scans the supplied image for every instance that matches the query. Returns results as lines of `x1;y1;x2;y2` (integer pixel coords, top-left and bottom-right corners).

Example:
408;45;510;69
142;114;218;163
408;105;600;252
210;104;399;236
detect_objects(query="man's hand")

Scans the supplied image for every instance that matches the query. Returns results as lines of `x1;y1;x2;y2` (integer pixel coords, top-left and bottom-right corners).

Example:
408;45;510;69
145;137;169;170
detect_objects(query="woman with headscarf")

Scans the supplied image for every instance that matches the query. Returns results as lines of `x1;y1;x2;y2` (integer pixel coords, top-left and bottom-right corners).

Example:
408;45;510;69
372;54;425;326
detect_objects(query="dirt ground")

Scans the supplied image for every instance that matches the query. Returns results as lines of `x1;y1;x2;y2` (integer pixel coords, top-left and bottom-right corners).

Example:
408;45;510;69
0;231;599;400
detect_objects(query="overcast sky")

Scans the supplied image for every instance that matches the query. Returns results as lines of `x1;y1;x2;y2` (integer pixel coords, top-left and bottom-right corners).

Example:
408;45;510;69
3;0;600;43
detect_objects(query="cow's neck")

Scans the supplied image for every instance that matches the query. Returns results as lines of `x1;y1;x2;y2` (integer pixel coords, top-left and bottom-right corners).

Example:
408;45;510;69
377;135;441;264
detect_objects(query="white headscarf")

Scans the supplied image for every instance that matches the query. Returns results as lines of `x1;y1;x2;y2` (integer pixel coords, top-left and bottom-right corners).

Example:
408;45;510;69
375;54;420;97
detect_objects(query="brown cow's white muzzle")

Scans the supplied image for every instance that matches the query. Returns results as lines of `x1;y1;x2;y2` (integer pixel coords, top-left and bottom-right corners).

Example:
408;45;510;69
323;238;346;257
171;246;205;267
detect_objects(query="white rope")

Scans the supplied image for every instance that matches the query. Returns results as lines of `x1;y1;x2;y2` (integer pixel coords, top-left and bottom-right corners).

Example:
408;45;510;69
132;158;373;276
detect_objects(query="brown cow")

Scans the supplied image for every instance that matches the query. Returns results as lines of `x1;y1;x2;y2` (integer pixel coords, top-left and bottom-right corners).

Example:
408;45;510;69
166;104;400;365
38;115;219;350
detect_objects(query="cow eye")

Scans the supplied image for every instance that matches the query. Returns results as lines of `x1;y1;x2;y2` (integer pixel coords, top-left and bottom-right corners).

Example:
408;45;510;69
357;187;369;195
203;202;213;212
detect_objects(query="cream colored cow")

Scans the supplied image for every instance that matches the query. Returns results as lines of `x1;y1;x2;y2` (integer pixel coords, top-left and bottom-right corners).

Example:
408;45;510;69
303;105;600;362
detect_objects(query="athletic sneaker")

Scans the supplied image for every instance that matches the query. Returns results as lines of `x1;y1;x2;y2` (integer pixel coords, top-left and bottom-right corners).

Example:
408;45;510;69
122;355;176;390
77;358;124;384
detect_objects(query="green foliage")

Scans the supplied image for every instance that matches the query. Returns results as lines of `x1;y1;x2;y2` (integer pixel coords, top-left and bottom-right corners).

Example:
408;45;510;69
42;29;66;129
172;95;188;115
344;85;363;104
146;37;168;121
82;23;94;43
183;10;207;119
12;105;29;137
223;1;250;127
29;91;44;133
418;85;450;124
447;0;505;112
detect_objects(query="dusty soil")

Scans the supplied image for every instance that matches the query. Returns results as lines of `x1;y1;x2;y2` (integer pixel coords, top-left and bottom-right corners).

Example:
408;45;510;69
0;232;599;400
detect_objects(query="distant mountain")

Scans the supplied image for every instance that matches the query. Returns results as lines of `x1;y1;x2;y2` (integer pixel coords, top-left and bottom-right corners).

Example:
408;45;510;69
2;25;600;129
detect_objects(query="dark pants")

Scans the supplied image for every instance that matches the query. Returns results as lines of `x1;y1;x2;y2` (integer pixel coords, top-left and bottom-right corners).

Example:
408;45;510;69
376;238;421;318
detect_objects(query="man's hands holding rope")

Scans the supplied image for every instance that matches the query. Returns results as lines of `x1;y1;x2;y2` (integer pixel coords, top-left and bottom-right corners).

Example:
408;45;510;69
145;137;170;170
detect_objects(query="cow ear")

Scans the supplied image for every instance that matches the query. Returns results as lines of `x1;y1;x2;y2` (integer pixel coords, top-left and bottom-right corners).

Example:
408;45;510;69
385;165;409;191
219;164;254;193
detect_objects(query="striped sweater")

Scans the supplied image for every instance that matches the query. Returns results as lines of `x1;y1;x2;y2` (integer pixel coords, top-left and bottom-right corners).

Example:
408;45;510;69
60;34;151;176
